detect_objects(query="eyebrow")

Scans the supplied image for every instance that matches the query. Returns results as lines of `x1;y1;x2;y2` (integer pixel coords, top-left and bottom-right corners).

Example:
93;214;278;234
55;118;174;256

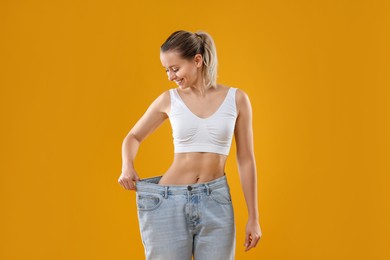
162;64;179;69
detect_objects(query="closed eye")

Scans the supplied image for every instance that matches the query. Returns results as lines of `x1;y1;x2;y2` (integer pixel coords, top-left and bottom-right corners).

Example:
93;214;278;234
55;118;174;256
165;69;179;73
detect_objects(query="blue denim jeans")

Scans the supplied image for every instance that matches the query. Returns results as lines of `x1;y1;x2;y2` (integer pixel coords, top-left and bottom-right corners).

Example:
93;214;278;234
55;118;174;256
135;175;236;260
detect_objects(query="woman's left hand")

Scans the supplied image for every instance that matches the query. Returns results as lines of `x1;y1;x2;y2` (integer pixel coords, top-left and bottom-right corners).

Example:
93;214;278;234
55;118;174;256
244;219;262;251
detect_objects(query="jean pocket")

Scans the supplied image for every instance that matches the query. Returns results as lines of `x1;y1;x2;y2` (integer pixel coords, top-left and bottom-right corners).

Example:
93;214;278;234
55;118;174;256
136;192;164;211
210;187;232;205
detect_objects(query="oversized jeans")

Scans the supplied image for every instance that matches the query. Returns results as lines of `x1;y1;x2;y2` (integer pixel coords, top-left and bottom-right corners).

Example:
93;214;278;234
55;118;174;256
135;175;236;260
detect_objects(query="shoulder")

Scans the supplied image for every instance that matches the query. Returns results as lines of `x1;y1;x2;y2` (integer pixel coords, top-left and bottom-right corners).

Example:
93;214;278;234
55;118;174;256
158;88;172;100
235;88;250;101
149;88;171;104
149;88;172;117
232;87;252;116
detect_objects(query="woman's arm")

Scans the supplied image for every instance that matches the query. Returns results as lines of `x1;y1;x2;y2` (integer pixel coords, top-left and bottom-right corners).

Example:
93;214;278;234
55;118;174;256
118;90;170;190
234;88;262;251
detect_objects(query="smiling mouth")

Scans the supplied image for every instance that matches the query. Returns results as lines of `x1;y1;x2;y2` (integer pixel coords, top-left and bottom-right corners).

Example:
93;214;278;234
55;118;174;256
175;80;182;84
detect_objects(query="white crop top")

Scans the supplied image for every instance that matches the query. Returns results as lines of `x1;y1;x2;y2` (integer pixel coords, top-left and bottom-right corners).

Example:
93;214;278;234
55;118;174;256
168;87;238;156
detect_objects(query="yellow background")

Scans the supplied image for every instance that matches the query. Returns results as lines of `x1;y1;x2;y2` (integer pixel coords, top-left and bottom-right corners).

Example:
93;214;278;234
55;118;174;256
1;0;389;259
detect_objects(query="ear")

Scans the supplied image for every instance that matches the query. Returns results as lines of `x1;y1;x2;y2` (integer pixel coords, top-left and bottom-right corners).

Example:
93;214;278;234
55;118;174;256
194;54;203;68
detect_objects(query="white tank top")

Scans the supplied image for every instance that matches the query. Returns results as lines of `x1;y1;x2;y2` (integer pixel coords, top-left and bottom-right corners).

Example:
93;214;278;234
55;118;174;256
168;87;238;156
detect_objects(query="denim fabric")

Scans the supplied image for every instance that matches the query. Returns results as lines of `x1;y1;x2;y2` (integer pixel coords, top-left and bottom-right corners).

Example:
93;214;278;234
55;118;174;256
135;175;236;260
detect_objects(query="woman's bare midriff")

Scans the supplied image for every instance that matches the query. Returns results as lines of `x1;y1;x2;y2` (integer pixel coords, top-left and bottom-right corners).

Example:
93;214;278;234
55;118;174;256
158;152;228;185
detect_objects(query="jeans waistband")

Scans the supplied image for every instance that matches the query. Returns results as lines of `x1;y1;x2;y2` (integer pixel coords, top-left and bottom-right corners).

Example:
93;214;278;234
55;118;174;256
135;174;229;196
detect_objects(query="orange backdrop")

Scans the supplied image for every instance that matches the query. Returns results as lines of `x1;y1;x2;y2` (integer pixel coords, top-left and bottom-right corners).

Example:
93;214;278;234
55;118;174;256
1;0;389;259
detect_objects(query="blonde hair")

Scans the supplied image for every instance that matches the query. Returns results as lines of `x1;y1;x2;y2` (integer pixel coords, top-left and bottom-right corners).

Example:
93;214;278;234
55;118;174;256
160;30;218;89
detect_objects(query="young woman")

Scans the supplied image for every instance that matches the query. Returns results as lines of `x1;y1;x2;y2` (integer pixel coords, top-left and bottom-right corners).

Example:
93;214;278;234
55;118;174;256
118;30;262;260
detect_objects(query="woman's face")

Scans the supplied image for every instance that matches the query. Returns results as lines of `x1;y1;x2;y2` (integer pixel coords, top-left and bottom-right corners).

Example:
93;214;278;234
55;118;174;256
160;50;202;89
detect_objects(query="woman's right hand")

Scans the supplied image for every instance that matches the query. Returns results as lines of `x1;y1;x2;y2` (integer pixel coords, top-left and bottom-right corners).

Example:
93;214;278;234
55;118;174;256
118;168;140;191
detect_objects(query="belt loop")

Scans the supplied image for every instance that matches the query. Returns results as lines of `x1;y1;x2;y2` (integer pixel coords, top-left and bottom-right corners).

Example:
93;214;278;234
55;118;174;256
204;184;211;196
164;186;168;199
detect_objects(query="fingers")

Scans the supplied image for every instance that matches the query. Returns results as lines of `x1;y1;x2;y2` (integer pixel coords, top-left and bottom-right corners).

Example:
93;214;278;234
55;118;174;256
244;234;249;250
127;179;137;190
244;232;261;251
118;175;139;191
132;175;140;190
118;178;130;190
128;180;137;191
244;234;253;251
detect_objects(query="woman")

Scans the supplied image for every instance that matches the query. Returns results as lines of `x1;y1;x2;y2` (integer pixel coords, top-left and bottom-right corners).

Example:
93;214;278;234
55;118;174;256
118;30;262;260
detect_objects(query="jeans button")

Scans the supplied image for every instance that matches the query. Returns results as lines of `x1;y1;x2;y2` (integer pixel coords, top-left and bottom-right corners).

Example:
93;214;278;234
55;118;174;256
187;185;192;191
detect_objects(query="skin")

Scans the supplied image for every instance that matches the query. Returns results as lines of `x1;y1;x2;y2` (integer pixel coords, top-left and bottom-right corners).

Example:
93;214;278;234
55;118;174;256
118;49;262;251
